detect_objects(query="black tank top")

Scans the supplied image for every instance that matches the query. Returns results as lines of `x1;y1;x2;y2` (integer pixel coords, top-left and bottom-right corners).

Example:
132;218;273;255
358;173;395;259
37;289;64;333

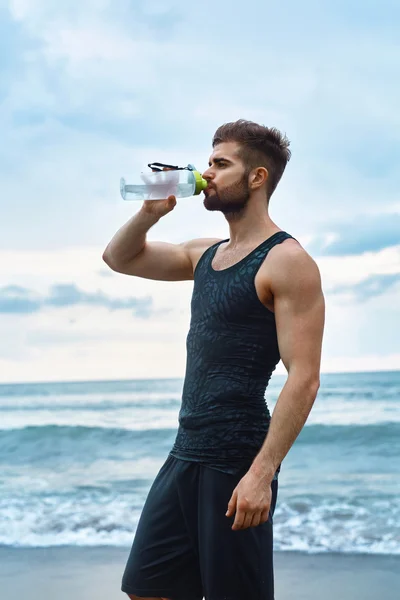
170;231;294;476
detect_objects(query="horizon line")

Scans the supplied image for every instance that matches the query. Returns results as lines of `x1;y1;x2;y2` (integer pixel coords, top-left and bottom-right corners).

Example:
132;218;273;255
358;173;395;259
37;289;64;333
0;368;399;387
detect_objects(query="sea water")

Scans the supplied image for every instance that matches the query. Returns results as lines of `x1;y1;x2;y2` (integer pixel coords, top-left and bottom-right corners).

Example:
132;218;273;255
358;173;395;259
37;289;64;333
1;371;399;554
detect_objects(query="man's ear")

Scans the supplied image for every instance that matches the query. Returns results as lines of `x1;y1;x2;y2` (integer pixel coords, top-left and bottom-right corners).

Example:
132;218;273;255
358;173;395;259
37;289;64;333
249;167;268;190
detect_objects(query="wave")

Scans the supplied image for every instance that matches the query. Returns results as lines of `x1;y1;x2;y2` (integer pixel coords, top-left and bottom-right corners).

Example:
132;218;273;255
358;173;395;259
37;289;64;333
1;422;399;466
0;425;177;465
0;491;399;555
273;496;400;555
0;379;183;398
2;421;400;441
295;422;400;445
0;394;181;410
0;400;181;411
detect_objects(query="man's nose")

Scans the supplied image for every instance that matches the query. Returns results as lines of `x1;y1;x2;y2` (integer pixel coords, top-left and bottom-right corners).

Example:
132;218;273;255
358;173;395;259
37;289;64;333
202;167;214;180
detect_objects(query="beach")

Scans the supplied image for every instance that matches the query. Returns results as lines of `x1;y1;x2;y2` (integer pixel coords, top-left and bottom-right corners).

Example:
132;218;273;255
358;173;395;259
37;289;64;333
1;374;399;598
1;546;399;599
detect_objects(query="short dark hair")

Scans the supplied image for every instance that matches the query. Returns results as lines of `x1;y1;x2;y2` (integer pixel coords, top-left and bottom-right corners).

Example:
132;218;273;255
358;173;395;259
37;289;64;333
212;119;291;199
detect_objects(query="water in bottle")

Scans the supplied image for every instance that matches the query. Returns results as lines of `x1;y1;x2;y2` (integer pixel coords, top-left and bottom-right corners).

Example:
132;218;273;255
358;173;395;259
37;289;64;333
120;163;208;201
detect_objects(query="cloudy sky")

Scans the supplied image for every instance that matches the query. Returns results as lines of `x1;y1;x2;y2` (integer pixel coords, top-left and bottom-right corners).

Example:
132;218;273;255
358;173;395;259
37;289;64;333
1;0;399;383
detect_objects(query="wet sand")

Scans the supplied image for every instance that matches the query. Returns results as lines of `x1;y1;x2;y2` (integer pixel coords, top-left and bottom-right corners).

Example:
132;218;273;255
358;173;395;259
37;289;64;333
1;546;399;599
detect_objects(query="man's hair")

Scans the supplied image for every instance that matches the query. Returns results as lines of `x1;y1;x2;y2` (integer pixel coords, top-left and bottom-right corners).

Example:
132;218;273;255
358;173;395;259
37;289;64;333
212;119;291;199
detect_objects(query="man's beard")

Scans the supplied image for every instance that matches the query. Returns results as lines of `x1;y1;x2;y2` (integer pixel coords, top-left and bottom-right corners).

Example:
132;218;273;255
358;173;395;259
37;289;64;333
203;174;250;216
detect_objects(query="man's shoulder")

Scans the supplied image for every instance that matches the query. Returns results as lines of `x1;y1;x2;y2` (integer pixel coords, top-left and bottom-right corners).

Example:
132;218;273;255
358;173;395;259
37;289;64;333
181;237;224;252
181;237;225;273
262;234;322;291
270;234;316;267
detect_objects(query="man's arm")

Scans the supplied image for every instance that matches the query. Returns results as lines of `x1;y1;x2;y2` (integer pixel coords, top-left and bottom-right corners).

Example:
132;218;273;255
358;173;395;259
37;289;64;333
250;244;325;481
225;244;325;531
102;196;221;281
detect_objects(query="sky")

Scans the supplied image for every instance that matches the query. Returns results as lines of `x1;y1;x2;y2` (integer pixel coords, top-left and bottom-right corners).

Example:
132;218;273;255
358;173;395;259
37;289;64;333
1;0;400;383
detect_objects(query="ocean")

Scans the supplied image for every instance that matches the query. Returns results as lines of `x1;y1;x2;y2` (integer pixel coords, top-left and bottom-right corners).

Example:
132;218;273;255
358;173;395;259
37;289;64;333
1;371;399;555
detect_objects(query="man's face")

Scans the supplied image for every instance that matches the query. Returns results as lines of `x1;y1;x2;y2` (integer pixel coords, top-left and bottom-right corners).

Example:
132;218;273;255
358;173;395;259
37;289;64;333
202;142;250;215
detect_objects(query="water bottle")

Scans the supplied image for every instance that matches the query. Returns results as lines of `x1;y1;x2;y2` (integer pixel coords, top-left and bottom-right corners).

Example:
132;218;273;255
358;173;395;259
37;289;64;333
120;163;208;201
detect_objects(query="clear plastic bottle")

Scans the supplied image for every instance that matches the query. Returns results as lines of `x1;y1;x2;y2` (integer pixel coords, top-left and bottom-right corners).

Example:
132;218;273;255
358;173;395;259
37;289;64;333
120;164;208;201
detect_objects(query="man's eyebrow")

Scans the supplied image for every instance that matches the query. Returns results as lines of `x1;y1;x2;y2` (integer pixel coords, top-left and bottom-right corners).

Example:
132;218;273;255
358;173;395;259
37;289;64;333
208;157;233;167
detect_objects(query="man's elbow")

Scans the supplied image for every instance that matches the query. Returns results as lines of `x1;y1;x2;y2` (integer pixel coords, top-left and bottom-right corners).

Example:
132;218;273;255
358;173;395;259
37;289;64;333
297;376;320;414
310;378;320;400
303;375;320;397
102;248;111;265
102;248;118;272
289;371;320;399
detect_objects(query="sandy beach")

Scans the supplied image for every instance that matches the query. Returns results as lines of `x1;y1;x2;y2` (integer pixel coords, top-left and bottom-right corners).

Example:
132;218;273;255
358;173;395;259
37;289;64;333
1;546;399;600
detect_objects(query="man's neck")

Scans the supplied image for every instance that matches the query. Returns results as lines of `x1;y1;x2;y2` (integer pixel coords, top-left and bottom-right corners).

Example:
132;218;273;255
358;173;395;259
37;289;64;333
224;206;280;248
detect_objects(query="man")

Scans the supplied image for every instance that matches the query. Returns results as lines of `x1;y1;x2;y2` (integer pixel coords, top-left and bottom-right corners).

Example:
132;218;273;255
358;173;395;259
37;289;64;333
103;119;325;600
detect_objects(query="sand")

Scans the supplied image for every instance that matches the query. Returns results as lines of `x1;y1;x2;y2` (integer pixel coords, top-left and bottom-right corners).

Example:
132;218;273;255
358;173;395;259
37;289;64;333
1;546;399;599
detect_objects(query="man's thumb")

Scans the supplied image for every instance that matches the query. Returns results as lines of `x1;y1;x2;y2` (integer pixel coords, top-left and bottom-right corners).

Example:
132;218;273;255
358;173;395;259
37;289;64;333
226;491;236;516
167;195;177;209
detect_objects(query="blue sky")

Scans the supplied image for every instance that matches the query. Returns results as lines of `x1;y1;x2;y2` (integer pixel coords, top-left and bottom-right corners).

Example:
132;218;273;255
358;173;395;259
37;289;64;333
1;0;399;382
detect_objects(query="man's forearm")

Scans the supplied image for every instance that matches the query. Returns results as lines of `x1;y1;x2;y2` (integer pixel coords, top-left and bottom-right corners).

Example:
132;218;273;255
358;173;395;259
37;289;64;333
103;209;159;267
250;375;320;481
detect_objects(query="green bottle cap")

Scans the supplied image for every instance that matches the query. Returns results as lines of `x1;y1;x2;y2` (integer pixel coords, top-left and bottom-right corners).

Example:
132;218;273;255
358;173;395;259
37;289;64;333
192;170;208;195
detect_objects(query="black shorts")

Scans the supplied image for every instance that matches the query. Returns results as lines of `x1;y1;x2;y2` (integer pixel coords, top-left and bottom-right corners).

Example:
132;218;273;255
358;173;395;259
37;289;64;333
121;454;278;600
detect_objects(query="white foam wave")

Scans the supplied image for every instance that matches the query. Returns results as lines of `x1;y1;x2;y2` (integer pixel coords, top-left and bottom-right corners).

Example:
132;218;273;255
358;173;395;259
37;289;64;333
0;391;182;409
304;398;400;426
2;395;400;431
273;499;400;555
0;407;179;430
1;494;400;555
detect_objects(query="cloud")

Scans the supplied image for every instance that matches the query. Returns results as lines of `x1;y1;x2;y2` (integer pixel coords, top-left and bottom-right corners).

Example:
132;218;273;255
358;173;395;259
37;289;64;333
328;273;400;301
0;285;41;313
97;268;114;278
307;213;400;256
2;0;400;255
1;0;400;381
0;243;399;382
0;283;154;317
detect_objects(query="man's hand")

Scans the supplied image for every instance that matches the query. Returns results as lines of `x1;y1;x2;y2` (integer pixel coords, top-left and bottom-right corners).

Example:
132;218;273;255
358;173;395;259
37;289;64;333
141;167;178;218
141;194;177;219
226;470;272;530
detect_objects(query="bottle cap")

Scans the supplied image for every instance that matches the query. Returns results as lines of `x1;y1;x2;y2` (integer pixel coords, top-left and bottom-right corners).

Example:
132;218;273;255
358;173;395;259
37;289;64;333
192;170;208;195
186;164;208;195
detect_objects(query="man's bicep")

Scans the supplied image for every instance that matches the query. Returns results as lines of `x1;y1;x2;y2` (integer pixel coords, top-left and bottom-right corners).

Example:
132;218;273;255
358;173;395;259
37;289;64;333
272;249;325;379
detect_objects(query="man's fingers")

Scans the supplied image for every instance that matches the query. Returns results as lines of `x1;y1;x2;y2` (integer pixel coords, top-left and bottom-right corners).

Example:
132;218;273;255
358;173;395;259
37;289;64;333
250;512;262;528
260;508;270;524
233;510;256;530
233;510;266;530
242;512;254;530
232;506;246;530
167;195;177;209
226;488;237;517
